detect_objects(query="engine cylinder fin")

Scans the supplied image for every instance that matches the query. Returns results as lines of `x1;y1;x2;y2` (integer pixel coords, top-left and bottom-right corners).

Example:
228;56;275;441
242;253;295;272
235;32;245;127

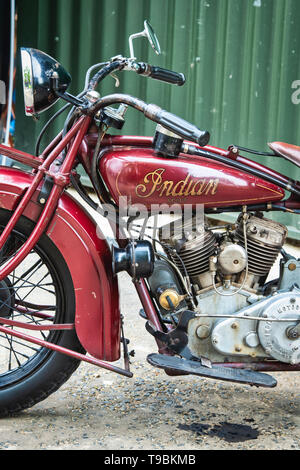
235;214;287;277
166;230;216;277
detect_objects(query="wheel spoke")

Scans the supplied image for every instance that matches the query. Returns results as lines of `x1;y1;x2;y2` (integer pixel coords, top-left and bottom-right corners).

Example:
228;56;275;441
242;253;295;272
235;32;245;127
0;214;81;416
0;228;61;377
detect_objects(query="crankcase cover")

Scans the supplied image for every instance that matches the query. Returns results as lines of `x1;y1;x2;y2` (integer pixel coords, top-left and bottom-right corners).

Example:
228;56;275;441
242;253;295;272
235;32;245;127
258;291;300;364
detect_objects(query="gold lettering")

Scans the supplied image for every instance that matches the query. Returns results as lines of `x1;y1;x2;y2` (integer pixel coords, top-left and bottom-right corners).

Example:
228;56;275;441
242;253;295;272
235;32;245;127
191;180;206;196
172;174;190;196
205;179;219;195
211;178;219;195
159;180;174;197
183;179;194;196
135;168;219;199
135;168;165;198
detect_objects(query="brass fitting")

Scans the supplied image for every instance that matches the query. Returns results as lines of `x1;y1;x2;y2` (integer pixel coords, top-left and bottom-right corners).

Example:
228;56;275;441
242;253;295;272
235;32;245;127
158;288;185;311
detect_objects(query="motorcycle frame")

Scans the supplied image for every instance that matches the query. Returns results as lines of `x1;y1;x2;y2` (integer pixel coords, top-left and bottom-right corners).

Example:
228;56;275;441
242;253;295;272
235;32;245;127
0;112;299;375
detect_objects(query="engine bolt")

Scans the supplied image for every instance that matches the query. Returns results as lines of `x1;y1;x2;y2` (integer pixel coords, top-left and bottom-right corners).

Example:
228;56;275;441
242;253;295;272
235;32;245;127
231;322;238;329
286;326;299;340
235;346;242;352
196;325;210;339
245;332;259;348
212;336;218;344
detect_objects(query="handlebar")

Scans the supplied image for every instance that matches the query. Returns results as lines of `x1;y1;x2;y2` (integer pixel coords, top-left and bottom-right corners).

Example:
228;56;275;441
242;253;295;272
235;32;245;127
88;58;186;90
154;109;210;146
134;62;185;86
88;93;210;147
88;60;125;90
86;61;209;146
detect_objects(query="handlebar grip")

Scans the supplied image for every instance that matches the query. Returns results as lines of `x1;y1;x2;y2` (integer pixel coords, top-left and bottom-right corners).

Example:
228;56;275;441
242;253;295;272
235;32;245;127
148;66;185;86
155;109;210;147
136;62;185;86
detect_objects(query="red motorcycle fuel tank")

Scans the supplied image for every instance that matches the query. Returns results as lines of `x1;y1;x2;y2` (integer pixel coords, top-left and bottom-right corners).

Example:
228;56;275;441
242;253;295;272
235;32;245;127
99;147;285;209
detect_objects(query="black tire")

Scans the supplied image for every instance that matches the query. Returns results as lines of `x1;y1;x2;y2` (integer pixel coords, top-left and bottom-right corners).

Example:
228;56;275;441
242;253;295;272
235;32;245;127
0;209;85;416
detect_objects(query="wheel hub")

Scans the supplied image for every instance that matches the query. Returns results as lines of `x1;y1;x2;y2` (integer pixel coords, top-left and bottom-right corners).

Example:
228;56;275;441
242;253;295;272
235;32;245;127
0;278;15;318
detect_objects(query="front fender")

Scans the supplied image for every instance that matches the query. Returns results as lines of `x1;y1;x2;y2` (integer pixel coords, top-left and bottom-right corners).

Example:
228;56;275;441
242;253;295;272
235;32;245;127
0;166;120;362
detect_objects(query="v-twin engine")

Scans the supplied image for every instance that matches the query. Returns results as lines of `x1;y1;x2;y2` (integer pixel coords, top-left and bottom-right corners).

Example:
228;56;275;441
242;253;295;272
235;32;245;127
148;212;300;365
159;212;287;291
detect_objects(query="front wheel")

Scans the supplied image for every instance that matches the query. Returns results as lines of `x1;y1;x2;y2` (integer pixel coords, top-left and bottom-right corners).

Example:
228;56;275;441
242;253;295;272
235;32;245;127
0;209;84;416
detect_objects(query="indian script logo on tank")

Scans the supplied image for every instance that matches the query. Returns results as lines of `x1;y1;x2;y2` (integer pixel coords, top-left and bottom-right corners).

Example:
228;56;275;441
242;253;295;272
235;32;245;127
135;168;219;198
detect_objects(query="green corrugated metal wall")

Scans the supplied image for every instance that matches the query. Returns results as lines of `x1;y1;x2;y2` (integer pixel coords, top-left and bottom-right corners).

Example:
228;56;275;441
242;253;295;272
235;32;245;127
14;0;299;239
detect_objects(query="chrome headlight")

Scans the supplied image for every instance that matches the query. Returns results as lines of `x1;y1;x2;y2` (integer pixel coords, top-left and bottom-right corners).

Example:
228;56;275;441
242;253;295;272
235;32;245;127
20;47;71;116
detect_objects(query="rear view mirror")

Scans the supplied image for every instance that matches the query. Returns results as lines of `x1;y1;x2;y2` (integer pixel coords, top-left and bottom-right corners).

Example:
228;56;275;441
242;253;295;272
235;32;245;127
128;20;161;60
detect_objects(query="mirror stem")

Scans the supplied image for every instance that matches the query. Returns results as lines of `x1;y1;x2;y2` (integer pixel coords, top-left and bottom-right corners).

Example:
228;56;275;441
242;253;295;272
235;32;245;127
128;31;146;59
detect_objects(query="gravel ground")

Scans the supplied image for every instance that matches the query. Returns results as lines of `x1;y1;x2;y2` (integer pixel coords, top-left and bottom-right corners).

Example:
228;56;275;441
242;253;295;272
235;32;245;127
0;270;299;451
0;193;299;451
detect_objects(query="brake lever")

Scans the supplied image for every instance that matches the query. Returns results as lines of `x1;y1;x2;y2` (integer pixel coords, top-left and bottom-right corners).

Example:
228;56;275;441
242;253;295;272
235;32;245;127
110;72;120;88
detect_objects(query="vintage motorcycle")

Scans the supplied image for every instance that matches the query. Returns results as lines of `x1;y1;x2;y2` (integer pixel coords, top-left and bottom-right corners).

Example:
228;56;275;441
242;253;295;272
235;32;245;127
0;21;299;416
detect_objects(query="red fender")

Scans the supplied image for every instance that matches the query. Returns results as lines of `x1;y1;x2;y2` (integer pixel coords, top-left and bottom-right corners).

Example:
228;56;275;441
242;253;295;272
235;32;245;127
0;166;120;362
